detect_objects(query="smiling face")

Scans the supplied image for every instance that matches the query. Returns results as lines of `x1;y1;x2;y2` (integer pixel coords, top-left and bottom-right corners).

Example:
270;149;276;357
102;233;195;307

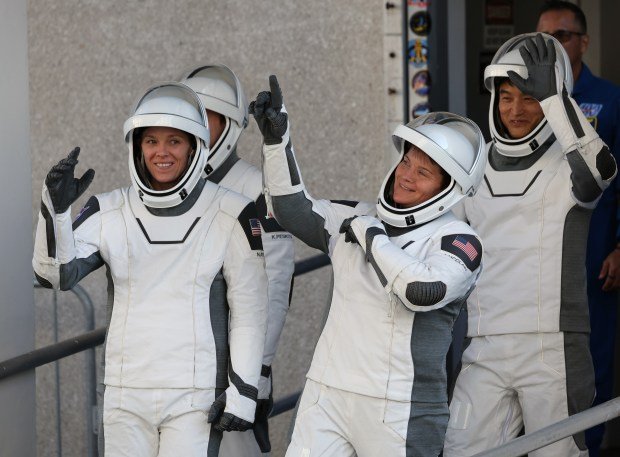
537;9;588;80
140;126;193;190
497;80;545;139
392;145;447;208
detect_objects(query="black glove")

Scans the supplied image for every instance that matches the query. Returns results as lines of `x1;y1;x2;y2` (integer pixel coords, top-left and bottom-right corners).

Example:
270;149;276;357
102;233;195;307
339;216;360;245
207;392;253;432
507;33;558;102
252;397;273;452
215;412;253;432
249;75;288;145
45;147;95;214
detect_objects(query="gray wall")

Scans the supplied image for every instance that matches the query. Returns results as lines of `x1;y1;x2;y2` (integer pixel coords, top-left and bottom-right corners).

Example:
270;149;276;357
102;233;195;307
27;1;385;456
0;1;36;456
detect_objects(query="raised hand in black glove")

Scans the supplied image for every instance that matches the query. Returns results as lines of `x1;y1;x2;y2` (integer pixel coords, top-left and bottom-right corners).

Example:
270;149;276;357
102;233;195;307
207;392;253;432
45;147;95;214
507;33;558;102
249;75;288;145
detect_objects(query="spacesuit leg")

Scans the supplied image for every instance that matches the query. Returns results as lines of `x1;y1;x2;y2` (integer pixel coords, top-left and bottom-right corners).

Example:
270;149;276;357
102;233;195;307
443;336;523;457
156;389;213;457
351;398;446;457
406;402;449;457
519;332;593;457
103;387;159;457
285;380;355;457
219;429;265;457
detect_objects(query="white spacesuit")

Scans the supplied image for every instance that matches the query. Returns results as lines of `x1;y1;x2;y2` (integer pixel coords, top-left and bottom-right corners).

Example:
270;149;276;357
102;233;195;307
250;76;487;457
444;34;618;457
33;82;268;457
181;65;295;456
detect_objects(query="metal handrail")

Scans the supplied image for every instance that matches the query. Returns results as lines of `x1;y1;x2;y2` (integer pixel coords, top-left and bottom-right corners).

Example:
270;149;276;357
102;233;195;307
472;396;620;457
6;254;620;455
0;328;105;380
33;281;97;457
270;392;301;418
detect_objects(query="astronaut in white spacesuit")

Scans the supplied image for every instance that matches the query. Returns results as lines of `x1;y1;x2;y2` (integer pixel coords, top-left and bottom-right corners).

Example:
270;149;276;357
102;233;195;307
180;64;295;456
443;33;617;456
32;82;268;457
250;76;487;456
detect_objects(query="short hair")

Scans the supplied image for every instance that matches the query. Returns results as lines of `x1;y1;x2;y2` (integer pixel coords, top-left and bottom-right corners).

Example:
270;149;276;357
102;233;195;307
539;1;587;33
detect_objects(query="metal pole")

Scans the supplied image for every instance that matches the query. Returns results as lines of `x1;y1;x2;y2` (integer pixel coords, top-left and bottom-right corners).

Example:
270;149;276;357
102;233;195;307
472;397;620;457
53;291;62;457
71;285;97;457
294;254;330;276
401;0;410;124
270;392;301;418
0;1;36;455
33;281;97;457
0;328;106;380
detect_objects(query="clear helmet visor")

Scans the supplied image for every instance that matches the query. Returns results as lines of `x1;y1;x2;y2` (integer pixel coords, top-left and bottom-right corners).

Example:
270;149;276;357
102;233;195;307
179;64;248;128
391;112;485;196
377;112;486;227
482;33;571;157
179;64;249;175
484;32;573;94
123;82;210;208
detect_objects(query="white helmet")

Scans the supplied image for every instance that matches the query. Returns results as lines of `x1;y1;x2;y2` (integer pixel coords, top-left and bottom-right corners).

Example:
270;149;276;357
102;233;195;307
179;64;248;175
484;32;573;157
123;82;210;209
377;112;486;228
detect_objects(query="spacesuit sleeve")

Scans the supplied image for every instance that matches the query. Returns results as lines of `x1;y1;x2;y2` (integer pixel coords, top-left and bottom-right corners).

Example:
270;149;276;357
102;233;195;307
32;183;104;290
256;194;294;382
222;201;269;420
359;222;482;312
262;113;368;254
541;89;617;208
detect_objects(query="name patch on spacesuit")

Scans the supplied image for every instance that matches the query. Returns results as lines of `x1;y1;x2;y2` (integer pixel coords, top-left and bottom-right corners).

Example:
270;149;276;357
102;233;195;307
72;196;100;230
272;233;293;240
440;234;482;272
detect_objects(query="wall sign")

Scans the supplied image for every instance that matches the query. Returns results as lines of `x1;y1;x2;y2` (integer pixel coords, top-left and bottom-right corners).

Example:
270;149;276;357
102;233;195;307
407;1;431;118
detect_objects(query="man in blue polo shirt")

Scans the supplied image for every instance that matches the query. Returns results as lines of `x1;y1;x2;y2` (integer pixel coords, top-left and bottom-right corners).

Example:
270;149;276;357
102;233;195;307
538;2;620;456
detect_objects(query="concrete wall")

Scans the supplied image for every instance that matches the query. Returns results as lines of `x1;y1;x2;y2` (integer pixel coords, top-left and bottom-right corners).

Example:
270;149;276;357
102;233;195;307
27;1;385;455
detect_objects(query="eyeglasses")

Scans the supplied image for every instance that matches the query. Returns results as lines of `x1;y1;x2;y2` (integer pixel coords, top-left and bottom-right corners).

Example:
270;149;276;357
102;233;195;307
544;29;585;43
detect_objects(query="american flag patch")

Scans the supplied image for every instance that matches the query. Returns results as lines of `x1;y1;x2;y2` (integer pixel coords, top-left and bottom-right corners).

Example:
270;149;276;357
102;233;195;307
250;218;262;236
452;235;478;261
